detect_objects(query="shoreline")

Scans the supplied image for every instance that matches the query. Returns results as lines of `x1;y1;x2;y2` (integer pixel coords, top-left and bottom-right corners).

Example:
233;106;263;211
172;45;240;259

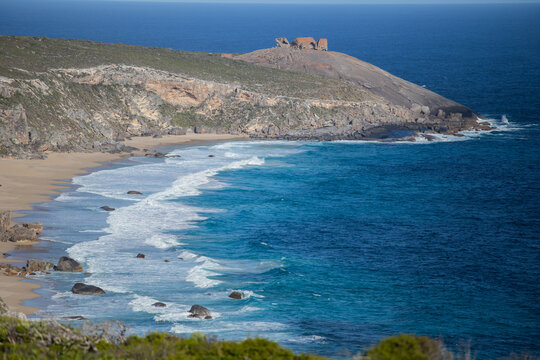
0;133;247;315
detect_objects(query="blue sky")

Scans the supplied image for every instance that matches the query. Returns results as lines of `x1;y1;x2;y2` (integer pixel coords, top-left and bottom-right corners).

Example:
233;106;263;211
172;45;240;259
39;0;540;3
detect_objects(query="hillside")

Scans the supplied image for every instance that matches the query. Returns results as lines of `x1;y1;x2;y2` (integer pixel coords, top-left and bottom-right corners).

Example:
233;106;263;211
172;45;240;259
0;36;482;158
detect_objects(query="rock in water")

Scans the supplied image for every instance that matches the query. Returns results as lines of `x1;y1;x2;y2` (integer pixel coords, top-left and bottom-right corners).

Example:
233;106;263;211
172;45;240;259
229;291;243;300
71;283;105;295
56;256;83;272
152;302;166;308
188;305;212;319
127;191;143;195
62;316;88;320
26;259;55;272
136;253;145;259
100;206;115;211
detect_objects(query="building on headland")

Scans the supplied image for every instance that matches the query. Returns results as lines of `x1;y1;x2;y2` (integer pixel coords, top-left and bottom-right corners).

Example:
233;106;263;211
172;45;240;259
275;37;328;51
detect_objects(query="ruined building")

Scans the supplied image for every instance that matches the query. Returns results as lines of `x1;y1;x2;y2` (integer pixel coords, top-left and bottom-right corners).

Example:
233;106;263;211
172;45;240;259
275;37;328;51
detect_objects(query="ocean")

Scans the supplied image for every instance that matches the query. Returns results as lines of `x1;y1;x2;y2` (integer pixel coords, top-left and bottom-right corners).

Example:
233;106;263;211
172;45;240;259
1;1;539;358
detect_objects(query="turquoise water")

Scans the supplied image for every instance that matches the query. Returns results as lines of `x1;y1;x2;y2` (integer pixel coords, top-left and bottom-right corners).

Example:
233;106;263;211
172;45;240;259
2;1;539;358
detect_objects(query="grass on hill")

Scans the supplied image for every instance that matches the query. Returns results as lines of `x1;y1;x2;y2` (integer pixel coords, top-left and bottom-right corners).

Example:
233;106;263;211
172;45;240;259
0;35;370;102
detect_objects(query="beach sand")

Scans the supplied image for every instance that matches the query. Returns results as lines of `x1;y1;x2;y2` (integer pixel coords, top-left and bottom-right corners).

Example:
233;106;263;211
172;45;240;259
0;133;246;314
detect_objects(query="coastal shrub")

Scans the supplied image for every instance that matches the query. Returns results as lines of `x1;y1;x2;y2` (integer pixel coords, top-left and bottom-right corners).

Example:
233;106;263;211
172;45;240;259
1;316;536;359
365;334;447;360
0;316;326;359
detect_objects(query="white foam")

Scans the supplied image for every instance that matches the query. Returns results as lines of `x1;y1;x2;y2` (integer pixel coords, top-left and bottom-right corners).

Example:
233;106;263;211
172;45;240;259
178;250;198;261
287;335;327;344
144;234;179;249
230;290;264;299
186;261;222;288
170;321;287;334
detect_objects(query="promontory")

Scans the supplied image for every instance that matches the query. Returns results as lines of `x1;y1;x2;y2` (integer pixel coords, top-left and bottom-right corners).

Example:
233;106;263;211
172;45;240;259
0;36;486;158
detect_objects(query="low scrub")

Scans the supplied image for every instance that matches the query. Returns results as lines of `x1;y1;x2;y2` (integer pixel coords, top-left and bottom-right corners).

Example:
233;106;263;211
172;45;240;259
0;316;536;359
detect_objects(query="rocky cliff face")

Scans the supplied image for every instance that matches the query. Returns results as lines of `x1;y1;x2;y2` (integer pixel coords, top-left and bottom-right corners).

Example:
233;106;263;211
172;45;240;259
0;36;482;158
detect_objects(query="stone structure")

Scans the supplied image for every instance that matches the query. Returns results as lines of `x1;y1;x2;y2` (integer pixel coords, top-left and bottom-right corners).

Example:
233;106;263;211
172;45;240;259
275;37;328;51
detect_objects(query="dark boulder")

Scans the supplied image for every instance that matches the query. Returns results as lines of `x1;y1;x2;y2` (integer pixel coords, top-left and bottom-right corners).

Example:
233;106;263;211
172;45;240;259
71;283;105;295
100;206;115;212
62;315;88;320
229;291;243;300
127;191;143;195
136;253;145;259
152;302;166;308
188;305;212;319
56;256;83;272
208;155;215;158
26;259;55;272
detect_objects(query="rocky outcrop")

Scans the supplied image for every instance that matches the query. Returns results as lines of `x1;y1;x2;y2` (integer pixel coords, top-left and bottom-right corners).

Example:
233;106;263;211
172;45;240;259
292;37;317;50
56;256;83;272
237;48;477;125
275;37;328;51
275;38;290;48
100;206;115;212
0;210;10;232
26;259;55;272
127;191;143;195
317;38;328;51
152;302;166;308
71;283;106;295
0;211;43;243
188;305;212;319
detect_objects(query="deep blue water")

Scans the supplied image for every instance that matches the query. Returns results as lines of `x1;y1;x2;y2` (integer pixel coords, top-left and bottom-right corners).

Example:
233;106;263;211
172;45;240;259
2;1;539;358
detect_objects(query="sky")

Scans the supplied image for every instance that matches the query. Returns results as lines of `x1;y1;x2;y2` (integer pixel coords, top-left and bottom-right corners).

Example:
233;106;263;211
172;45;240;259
17;0;538;3
98;0;540;3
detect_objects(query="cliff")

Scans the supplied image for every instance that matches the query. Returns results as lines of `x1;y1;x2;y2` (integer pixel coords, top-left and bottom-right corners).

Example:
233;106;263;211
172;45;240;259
0;36;482;158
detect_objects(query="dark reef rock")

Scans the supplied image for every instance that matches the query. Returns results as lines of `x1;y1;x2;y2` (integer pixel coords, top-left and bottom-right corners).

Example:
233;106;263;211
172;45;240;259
62;316;88;320
152;302;166;308
100;206;115;212
56;256;83;272
136;253;145;259
229;291;243;300
127;191;143;195
188;305;212;319
71;283;105;295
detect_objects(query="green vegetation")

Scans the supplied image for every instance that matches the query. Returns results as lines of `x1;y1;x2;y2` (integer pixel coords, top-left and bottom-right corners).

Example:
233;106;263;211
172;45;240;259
0;315;325;359
0;35;369;102
0;315;536;360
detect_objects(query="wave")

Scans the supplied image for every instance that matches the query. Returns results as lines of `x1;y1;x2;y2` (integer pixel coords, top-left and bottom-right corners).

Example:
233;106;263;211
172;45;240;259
144;234;181;249
170;321;287;334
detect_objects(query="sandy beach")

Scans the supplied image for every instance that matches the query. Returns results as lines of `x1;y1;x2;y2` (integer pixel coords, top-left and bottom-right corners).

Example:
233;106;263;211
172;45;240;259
0;133;246;315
